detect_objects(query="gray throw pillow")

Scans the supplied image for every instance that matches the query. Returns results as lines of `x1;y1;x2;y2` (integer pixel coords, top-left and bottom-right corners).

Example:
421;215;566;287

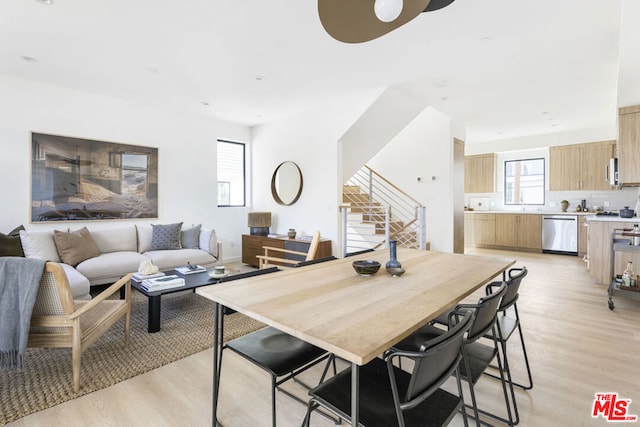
150;222;183;250
180;224;201;249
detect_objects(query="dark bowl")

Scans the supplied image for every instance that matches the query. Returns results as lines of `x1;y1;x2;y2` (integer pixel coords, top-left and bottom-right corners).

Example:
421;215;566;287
352;260;381;276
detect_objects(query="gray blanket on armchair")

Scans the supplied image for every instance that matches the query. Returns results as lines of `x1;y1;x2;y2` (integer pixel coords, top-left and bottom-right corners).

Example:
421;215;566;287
0;257;46;369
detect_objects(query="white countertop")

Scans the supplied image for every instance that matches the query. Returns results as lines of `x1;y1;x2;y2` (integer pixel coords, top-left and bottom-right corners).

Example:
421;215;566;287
586;215;640;222
464;210;592;216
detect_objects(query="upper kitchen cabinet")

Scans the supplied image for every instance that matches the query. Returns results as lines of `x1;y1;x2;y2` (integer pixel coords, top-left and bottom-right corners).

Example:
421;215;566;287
618;105;640;186
549;140;615;191
464;153;495;193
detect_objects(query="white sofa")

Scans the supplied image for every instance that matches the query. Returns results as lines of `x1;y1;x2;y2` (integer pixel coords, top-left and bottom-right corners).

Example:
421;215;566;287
19;224;221;300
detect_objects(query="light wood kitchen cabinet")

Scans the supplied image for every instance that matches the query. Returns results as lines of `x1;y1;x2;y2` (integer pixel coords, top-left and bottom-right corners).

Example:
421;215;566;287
495;214;541;250
464;214;475;247
549;141;615;191
464;213;495;247
618;105;640;186
464;154;495;193
578;215;587;256
588;220;640;284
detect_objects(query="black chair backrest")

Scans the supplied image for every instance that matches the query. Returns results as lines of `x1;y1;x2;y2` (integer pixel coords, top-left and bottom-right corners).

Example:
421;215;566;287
499;267;527;311
218;266;280;283
400;311;474;403
294;256;337;267
464;282;506;343
344;249;375;258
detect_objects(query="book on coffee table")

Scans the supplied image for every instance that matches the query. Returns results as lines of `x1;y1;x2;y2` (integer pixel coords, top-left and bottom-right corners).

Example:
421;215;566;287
141;275;186;292
175;264;207;275
132;271;166;281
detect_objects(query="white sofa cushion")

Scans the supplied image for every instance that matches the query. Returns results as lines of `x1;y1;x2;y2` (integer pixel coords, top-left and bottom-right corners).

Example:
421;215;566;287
19;229;61;262
90;226;137;253
144;249;216;270
60;263;91;300
136;224;153;253
200;228;218;258
76;251;149;286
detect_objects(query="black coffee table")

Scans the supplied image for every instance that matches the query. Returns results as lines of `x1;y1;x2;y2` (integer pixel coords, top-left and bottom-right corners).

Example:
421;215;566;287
130;267;279;333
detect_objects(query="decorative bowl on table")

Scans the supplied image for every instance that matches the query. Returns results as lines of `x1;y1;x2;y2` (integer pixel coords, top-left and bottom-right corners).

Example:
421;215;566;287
352;260;381;276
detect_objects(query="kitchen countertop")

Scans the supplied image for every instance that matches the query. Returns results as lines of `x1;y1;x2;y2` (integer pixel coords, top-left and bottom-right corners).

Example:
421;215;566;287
586;215;640;222
464;210;592;215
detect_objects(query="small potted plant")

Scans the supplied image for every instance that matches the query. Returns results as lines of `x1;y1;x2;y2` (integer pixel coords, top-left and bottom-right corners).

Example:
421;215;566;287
560;200;570;212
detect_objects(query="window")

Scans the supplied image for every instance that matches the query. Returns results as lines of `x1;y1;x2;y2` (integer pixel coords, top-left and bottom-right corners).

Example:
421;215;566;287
217;140;246;207
504;158;545;205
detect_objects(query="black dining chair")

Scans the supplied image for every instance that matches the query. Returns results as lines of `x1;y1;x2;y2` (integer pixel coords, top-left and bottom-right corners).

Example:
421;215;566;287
484;267;532;392
393;283;515;426
219;259;338;427
302;310;475;427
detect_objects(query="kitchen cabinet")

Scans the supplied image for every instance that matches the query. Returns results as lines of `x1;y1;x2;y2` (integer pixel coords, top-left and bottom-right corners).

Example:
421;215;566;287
587;219;640;284
242;234;332;267
578;215;587;256
464;213;495;247
549;141;615;191
618;105;640;186
495;214;541;250
464;154;495;193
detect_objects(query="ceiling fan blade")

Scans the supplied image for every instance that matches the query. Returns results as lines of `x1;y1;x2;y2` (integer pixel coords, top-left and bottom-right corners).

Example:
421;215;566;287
318;0;432;44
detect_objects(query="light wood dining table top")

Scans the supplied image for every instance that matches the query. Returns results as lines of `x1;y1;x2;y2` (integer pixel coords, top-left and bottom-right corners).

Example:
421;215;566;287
197;248;515;365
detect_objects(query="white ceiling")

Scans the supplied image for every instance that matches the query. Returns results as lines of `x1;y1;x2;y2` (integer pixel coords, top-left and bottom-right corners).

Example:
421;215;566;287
1;0;637;144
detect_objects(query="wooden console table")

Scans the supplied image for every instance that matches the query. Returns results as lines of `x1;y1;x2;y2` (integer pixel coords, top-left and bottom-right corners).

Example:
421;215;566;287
241;234;332;267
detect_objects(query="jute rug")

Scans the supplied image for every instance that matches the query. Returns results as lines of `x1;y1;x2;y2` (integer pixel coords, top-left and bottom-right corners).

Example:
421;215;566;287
0;288;265;425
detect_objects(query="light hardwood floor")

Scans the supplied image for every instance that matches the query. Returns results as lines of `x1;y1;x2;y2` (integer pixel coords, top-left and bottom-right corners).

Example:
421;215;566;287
7;250;640;426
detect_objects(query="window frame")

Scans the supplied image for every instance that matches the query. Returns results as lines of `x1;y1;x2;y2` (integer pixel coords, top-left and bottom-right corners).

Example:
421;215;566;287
503;157;545;206
217;139;246;208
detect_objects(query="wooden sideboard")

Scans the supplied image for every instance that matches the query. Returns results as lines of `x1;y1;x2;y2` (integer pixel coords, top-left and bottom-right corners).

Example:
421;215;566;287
241;234;332;267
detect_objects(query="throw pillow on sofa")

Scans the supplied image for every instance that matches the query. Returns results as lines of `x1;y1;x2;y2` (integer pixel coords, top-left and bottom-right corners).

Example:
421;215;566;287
19;229;62;262
53;227;101;266
150;222;183;250
0;225;25;257
180;224;201;249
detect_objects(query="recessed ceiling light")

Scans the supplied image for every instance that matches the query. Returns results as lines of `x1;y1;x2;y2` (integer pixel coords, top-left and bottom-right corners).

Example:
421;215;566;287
440;96;449;101
479;36;492;41
201;101;210;106
21;56;38;62
551;123;560;127
255;75;264;81
35;0;54;5
147;67;159;74
542;111;549;115
435;80;448;88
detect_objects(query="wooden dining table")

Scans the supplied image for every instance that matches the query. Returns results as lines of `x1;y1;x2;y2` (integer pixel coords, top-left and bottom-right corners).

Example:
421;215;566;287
196;248;516;426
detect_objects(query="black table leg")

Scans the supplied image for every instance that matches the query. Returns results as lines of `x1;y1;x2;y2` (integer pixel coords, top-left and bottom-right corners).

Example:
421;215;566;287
148;295;161;333
212;302;222;426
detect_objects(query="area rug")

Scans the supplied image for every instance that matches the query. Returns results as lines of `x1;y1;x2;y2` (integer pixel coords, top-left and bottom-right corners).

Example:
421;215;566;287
0;289;265;425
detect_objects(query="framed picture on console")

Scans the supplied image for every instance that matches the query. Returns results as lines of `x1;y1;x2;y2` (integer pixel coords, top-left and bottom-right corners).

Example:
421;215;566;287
31;132;158;222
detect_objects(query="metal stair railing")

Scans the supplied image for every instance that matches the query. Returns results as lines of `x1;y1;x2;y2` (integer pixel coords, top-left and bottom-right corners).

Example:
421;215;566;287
342;165;427;256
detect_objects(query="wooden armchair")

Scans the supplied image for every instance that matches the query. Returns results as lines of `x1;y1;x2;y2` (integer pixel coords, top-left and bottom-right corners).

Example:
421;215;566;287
256;231;321;269
28;262;132;392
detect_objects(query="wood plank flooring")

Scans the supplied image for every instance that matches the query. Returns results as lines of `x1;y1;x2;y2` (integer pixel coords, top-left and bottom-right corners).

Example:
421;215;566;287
6;250;640;426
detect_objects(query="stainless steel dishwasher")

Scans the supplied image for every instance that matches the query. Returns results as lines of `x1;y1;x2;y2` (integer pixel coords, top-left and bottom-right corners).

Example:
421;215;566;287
542;215;578;255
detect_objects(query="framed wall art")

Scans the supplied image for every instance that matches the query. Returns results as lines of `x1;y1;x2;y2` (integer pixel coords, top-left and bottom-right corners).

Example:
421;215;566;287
31;132;158;222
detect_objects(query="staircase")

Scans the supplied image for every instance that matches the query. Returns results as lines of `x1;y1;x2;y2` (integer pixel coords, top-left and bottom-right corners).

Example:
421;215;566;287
341;165;427;255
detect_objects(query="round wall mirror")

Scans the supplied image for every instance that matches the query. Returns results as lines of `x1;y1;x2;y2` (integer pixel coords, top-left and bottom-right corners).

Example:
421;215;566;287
271;161;303;206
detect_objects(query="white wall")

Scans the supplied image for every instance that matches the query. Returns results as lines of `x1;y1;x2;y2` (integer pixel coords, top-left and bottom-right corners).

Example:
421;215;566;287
368;107;455;252
251;90;382;254
0;73;251;260
465;125;617;155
